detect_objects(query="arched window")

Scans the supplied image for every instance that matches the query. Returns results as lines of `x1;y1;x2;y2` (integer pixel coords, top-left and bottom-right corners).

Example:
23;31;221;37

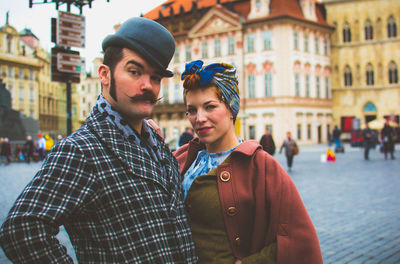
366;63;374;85
343;22;351;42
365;19;374;40
344;66;352;87
363;102;377;112
387;16;397;38
389;61;398;84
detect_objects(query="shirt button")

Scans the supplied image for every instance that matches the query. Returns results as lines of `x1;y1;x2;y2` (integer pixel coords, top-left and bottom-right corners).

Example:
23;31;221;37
220;171;231;182
234;236;241;246
227;206;237;216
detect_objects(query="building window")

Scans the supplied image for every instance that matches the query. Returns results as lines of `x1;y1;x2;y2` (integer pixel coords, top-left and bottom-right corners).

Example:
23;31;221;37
248;75;255;98
228;36;235;55
247;33;255;53
201;41;208;58
295;73;300;96
324;39;329;55
389;61;398;84
343;22;351;42
305;74;310;97
29;88;34;101
214;39;221;57
264;73;272;97
263;31;271;50
315;37;319;54
387;16;397;38
19;69;24;79
366;63;374;85
7;66;13;78
29;70;34;80
325;77;330;99
294;32;299;50
304;34;309;52
344;66;353;87
185;44;191;61
365;19;374;40
249;125;256;140
87;83;91;93
162;83;169;103
307;124;311;140
19;86;24;100
256;0;261;10
297;124;302;140
316;76;321;98
174;47;180;63
174;83;180;103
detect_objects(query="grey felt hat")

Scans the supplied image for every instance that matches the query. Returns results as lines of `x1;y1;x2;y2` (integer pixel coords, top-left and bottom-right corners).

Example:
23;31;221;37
102;17;175;77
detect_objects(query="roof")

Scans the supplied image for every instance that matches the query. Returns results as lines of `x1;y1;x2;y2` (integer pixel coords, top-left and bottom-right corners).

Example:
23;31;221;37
143;0;329;26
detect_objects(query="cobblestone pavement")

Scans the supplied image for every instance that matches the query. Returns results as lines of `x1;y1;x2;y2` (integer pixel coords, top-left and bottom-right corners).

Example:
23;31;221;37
0;144;399;263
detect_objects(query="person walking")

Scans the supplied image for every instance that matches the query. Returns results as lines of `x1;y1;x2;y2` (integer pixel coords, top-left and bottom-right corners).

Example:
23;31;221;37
332;125;343;152
259;127;276;155
44;134;54;158
0;17;196;263
173;60;322;263
1;137;12;165
362;123;374;160
381;120;395;160
37;133;46;161
178;127;194;147
279;131;298;172
24;135;34;163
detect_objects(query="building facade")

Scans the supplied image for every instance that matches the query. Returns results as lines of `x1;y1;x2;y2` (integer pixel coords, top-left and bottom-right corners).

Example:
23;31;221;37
324;0;400;135
144;0;334;146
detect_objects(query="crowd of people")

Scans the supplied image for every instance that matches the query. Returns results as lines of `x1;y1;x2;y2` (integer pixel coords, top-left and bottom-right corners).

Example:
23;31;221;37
0;133;62;165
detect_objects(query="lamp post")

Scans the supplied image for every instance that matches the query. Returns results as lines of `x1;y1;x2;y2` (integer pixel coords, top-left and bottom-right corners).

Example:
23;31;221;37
29;0;110;135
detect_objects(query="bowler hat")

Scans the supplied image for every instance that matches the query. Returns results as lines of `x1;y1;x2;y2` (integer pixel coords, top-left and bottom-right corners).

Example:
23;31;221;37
102;17;175;77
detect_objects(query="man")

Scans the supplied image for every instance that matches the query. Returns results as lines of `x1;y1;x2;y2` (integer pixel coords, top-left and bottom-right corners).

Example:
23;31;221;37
178;127;194;147
23;135;34;163
279;131;298;172
259;127;276;155
0;17;196;263
362;123;374;160
332;125;343;152
37;133;46;160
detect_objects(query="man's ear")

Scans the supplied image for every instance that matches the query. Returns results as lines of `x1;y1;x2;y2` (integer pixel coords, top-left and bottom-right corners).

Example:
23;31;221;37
99;64;110;87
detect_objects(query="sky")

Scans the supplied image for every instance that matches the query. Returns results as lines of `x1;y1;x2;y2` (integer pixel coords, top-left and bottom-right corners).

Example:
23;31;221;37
1;0;166;72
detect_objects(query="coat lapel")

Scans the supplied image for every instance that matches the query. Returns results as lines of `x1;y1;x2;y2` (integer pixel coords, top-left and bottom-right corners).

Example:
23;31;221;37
86;107;169;193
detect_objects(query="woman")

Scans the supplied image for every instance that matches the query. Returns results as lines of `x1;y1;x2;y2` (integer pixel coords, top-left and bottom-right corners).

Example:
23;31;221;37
279;131;298;172
381;121;395;160
174;60;322;263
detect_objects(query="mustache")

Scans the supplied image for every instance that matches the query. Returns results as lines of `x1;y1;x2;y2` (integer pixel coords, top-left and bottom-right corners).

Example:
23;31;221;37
129;91;161;104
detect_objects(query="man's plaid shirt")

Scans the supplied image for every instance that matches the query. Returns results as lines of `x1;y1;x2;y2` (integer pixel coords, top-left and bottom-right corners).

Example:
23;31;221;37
0;105;197;263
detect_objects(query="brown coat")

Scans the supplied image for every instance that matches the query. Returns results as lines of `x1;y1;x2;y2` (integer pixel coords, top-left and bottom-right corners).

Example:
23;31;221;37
174;139;322;264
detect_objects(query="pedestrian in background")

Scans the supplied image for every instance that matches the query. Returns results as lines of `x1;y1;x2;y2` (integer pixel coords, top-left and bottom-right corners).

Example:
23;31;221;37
0;17;196;263
332;125;343;152
259;127;276;155
24;136;34;163
37;133;46;161
44;134;54;158
279;131;298;172
178;127;194;146
381;120;395;160
1;137;12;165
362;123;374;160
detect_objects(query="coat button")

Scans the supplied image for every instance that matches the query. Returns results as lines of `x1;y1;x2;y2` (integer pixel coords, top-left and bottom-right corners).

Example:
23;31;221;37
234;236;241;246
220;171;231;182
227;206;237;216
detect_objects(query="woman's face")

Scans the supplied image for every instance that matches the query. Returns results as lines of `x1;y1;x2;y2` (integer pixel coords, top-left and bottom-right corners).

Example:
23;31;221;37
185;86;236;151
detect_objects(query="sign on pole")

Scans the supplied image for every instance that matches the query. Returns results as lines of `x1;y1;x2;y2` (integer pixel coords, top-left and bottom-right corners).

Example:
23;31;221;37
57;11;85;48
57;52;82;73
51;47;81;83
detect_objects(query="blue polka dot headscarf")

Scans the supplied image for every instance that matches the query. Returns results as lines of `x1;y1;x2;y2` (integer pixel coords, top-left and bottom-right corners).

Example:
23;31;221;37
181;60;240;120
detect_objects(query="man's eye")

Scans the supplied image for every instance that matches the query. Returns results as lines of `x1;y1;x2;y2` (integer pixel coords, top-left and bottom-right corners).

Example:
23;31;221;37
129;70;140;76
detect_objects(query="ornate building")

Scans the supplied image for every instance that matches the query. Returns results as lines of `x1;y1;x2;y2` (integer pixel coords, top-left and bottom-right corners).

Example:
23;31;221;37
0;15;82;137
144;0;334;146
324;0;400;134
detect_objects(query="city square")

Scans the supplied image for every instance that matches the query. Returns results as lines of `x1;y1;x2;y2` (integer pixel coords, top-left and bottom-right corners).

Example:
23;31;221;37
0;144;399;263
